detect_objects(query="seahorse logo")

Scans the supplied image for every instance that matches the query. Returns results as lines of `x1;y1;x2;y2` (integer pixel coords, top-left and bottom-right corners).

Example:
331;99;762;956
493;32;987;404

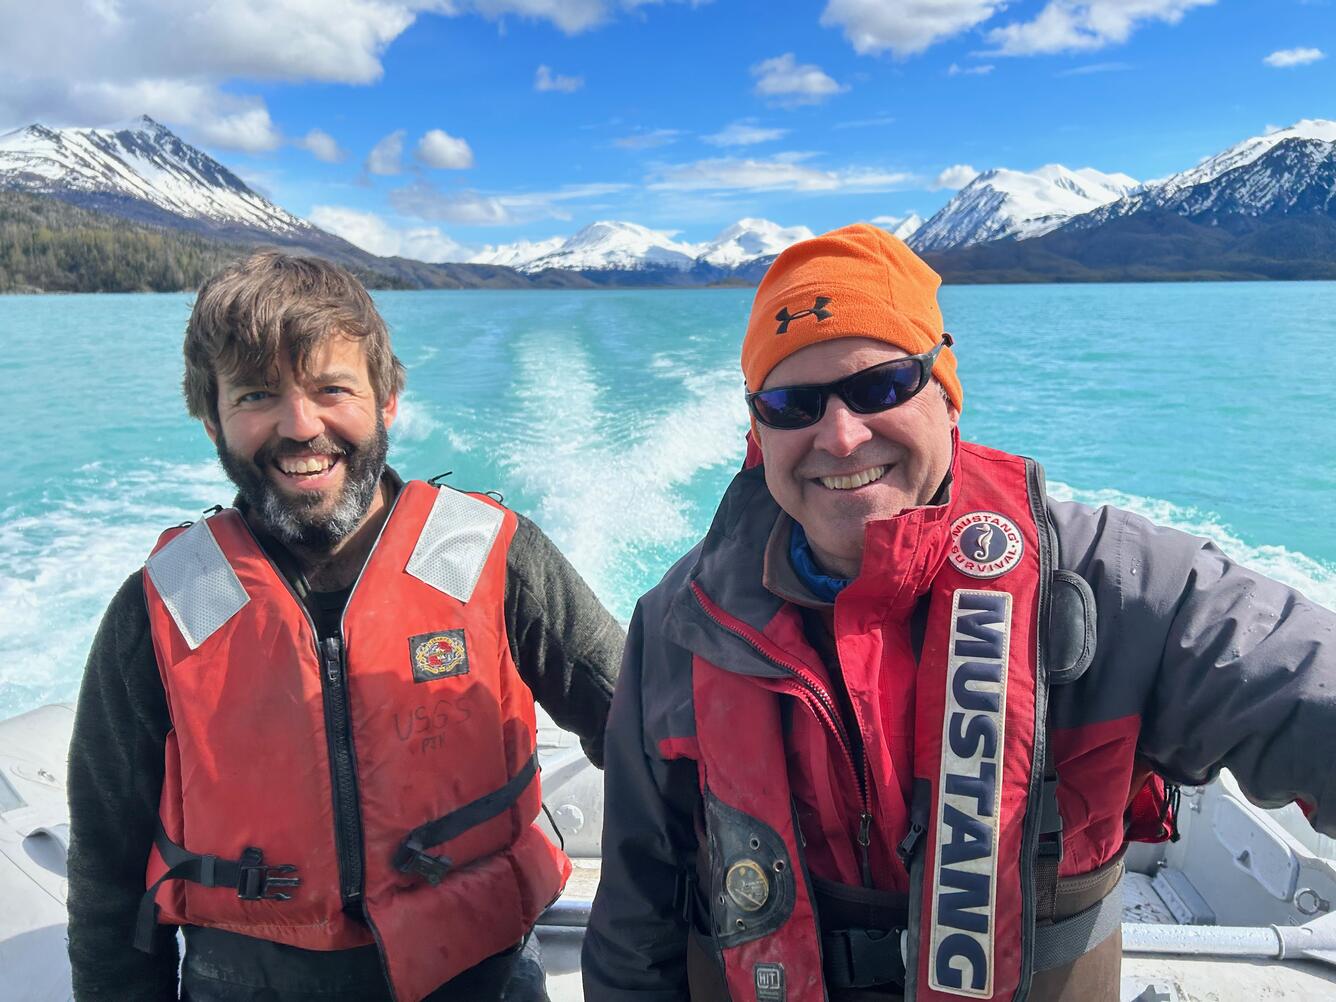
973;525;994;562
948;511;1025;579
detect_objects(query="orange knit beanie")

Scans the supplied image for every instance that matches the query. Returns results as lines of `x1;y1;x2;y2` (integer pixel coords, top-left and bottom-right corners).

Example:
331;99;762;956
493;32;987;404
741;222;963;414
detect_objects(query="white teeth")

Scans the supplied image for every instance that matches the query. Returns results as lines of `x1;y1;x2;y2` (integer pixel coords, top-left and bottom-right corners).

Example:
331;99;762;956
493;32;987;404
278;456;333;475
819;465;888;491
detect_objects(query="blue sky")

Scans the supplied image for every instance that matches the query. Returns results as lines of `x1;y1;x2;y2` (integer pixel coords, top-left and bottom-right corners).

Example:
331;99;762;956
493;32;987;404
2;1;1333;259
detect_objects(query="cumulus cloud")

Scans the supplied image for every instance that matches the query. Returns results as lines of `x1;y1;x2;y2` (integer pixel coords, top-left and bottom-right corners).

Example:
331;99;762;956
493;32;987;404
934;164;979;189
986;0;1216;56
949;62;995;75
390;179;631;225
0;0;438;150
821;0;1006;58
702;121;789;146
535;64;584;92
613;128;682;150
299;128;345;163
0;1;703;150
309;204;470;262
1264;47;1325;68
647;154;913;193
751;54;846;107
366;130;406;175
416;129;475;169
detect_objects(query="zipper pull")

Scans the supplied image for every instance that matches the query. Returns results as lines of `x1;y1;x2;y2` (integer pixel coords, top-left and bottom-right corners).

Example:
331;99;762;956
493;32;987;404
897;822;926;866
857;812;874;888
898;779;933;866
321;637;343;684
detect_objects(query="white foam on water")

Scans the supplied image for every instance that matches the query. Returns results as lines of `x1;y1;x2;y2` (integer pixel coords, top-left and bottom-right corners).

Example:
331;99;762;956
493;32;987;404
0;460;232;715
1049;480;1336;612
390;392;440;443
495;335;747;610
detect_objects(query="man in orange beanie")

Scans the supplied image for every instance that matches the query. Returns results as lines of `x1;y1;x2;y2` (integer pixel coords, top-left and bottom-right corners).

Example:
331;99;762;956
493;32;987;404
584;224;1336;1001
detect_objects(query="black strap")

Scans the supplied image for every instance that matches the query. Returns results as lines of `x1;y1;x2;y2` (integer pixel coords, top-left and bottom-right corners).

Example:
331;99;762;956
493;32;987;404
394;752;540;885
823;926;906;989
133;824;300;953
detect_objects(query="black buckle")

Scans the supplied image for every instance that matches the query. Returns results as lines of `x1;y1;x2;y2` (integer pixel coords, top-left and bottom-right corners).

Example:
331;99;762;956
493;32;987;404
236;847;301;901
832;928;905;989
393;839;452;886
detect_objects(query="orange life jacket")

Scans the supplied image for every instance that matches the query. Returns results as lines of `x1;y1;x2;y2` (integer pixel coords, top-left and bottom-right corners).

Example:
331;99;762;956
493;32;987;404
139;480;570;1002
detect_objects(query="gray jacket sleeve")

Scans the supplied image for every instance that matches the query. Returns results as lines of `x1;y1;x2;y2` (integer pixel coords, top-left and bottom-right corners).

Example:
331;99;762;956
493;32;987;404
504;513;624;767
581;597;701;1000
66;571;181;1000
1050;499;1336;833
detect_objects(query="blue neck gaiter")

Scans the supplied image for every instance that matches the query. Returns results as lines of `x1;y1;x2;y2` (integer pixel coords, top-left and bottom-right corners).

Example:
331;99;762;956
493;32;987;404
788;521;852;604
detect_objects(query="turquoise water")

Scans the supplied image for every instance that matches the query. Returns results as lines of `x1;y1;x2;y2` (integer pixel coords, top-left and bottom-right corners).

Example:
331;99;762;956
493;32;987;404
2;283;1334;718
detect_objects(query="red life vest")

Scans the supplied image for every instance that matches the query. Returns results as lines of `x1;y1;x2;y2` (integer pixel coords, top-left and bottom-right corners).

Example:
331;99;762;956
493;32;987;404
688;442;1085;1001
140;480;570;1002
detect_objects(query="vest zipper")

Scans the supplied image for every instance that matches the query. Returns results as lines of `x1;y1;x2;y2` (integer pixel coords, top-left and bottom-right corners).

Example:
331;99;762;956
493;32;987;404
320;635;365;907
896;782;932;867
691;583;875;886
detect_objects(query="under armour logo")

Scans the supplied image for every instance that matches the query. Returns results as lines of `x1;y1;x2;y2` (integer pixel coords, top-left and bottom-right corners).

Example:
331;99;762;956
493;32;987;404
774;297;833;334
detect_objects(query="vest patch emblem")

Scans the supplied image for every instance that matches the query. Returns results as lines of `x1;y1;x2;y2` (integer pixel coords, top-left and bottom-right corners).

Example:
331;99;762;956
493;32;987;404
929;589;1011;998
409;629;470;683
948;511;1024;579
726;859;771;912
754;962;785;1001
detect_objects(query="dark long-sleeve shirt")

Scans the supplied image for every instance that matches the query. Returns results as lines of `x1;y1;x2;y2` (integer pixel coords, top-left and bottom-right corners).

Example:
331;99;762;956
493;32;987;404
67;484;624;1001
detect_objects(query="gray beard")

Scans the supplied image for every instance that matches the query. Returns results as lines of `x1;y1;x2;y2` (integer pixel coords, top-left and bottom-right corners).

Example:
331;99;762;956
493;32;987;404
215;417;389;552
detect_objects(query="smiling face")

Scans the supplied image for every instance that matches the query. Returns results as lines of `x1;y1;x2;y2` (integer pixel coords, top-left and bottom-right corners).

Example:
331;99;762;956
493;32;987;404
756;336;958;579
205;333;398;552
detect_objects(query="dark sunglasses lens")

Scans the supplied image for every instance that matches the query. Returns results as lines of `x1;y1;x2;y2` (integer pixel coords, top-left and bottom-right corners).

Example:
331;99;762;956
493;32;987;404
750;388;823;428
843;362;923;413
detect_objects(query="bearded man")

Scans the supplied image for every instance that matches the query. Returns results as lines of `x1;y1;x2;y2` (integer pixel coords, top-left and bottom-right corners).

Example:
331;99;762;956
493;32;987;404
582;224;1336;1001
67;251;622;1002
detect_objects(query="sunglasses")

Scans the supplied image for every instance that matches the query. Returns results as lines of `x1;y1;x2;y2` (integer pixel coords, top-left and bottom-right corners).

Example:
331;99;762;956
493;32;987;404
746;333;954;430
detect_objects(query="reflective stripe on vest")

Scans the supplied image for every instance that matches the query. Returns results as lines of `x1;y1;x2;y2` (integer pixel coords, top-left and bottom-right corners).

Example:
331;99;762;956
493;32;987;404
689;443;1051;1002
142;481;570;1002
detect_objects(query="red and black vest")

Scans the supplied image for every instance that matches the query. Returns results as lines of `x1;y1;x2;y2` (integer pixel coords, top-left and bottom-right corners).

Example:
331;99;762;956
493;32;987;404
139;480;570;1002
687;443;1112;1001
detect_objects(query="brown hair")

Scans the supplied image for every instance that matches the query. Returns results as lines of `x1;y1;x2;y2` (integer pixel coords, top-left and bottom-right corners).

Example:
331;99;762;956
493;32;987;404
183;250;406;422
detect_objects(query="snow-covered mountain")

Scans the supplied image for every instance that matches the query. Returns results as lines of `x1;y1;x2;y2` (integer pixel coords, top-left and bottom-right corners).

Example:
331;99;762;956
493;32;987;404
875;213;924;241
515;220;701;272
1073;119;1336;229
695;218;813;268
468;236;566;269
0;116;317;239
467;218;811;274
909;165;1139;253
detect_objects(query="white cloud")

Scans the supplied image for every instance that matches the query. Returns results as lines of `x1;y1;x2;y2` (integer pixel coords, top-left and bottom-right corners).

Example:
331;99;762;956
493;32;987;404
986;0;1216;56
310;205;470;261
834;115;896;129
416;129;475;169
934;164;979;189
821;0;1006;57
647;154;913;193
0;1;703;151
751;54;846;107
389;180;631;225
1055;61;1134;75
949;62;995;75
0;1;438;150
439;0;703;35
535;64;585;92
1264;47;1325;68
299;128;345;163
366;130;406;175
703;121;790;146
613;128;683;150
